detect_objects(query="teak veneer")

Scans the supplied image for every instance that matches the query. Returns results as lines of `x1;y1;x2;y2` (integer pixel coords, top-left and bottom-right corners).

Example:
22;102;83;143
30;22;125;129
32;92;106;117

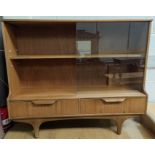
2;19;151;138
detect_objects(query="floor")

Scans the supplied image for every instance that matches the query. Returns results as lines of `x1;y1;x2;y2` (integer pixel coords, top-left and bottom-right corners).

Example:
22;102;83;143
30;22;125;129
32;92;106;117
4;109;155;139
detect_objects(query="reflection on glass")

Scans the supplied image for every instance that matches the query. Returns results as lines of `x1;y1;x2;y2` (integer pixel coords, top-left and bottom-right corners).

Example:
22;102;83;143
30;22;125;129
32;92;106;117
76;22;148;56
106;57;144;89
97;22;130;52
76;23;98;55
77;41;91;55
77;57;144;91
129;22;148;51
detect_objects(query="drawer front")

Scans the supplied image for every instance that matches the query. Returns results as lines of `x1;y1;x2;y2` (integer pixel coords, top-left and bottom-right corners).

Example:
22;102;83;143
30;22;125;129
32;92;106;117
8;99;79;119
80;97;146;115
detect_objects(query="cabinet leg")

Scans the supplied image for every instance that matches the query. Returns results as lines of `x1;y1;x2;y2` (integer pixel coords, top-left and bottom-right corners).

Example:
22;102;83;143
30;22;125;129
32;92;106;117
32;121;42;138
116;119;123;134
114;117;128;135
14;119;43;138
33;123;40;138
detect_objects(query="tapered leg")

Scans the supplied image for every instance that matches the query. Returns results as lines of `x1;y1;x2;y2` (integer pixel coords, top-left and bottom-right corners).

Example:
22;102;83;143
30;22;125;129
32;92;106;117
114;116;128;135
14;119;43;138
116;118;123;134
32;120;42;138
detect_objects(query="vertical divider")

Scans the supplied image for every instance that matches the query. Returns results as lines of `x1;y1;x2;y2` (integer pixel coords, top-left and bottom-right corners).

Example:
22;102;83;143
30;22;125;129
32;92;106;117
127;22;131;51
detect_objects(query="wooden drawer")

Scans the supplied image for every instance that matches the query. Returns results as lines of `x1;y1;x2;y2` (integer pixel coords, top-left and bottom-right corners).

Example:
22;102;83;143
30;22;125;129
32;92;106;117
80;97;146;115
8;99;79;119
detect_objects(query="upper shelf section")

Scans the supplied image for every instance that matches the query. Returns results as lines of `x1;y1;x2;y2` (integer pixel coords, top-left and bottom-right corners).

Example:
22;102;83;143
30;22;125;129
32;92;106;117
3;21;150;58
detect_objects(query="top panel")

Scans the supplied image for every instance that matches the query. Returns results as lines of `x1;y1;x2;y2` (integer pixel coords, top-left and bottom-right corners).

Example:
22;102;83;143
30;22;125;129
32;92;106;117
3;18;152;23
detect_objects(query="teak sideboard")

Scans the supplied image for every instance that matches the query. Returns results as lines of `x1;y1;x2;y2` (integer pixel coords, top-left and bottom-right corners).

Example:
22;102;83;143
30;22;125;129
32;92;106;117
2;19;151;138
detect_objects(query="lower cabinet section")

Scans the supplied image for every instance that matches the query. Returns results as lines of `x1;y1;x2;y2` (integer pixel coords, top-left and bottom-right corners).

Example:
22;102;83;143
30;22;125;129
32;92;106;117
8;97;147;119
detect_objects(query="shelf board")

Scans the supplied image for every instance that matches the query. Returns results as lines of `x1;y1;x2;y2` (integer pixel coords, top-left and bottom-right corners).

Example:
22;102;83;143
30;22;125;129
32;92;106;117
10;88;76;100
10;55;78;59
10;53;145;60
77;86;145;98
9;87;146;100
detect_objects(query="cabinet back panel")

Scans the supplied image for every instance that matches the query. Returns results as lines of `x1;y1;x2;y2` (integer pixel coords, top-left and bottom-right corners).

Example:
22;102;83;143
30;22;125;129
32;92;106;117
15;23;76;55
12;59;76;89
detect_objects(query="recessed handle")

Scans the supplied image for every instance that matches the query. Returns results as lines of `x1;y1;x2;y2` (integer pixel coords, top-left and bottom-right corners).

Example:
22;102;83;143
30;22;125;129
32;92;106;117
31;100;57;105
101;98;126;103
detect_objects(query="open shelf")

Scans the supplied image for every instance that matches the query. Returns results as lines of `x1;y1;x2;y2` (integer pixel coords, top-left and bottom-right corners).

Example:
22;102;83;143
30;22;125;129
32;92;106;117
10;57;145;100
10;88;76;100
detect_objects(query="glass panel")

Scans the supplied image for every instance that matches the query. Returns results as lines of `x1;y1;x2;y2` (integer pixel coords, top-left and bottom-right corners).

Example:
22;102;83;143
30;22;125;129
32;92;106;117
77;57;145;93
97;22;129;52
76;22;149;56
76;22;148;94
106;57;145;89
77;58;107;88
76;23;98;55
129;22;148;52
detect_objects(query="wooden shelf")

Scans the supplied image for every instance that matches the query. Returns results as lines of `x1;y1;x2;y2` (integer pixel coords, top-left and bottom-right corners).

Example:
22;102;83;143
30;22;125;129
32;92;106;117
10;55;78;59
10;87;146;100
10;88;76;100
10;53;145;60
77;86;146;98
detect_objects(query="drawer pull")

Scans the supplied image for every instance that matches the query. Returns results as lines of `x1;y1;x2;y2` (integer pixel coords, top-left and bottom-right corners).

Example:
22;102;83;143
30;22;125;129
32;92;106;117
31;100;57;105
101;98;126;103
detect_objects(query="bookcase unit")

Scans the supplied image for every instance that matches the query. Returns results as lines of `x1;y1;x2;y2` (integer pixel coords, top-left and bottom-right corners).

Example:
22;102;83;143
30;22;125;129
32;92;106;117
2;19;151;138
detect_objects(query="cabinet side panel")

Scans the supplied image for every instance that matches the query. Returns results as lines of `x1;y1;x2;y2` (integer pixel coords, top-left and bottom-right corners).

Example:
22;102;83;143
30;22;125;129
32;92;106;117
2;22;20;97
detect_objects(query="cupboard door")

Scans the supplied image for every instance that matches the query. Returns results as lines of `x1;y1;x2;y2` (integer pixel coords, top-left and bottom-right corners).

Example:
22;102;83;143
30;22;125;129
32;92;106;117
79;97;146;115
97;22;129;52
128;22;149;52
9;99;79;119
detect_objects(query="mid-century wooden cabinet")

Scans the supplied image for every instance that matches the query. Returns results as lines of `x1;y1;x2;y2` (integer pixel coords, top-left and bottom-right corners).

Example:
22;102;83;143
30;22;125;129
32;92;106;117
2;19;151;137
